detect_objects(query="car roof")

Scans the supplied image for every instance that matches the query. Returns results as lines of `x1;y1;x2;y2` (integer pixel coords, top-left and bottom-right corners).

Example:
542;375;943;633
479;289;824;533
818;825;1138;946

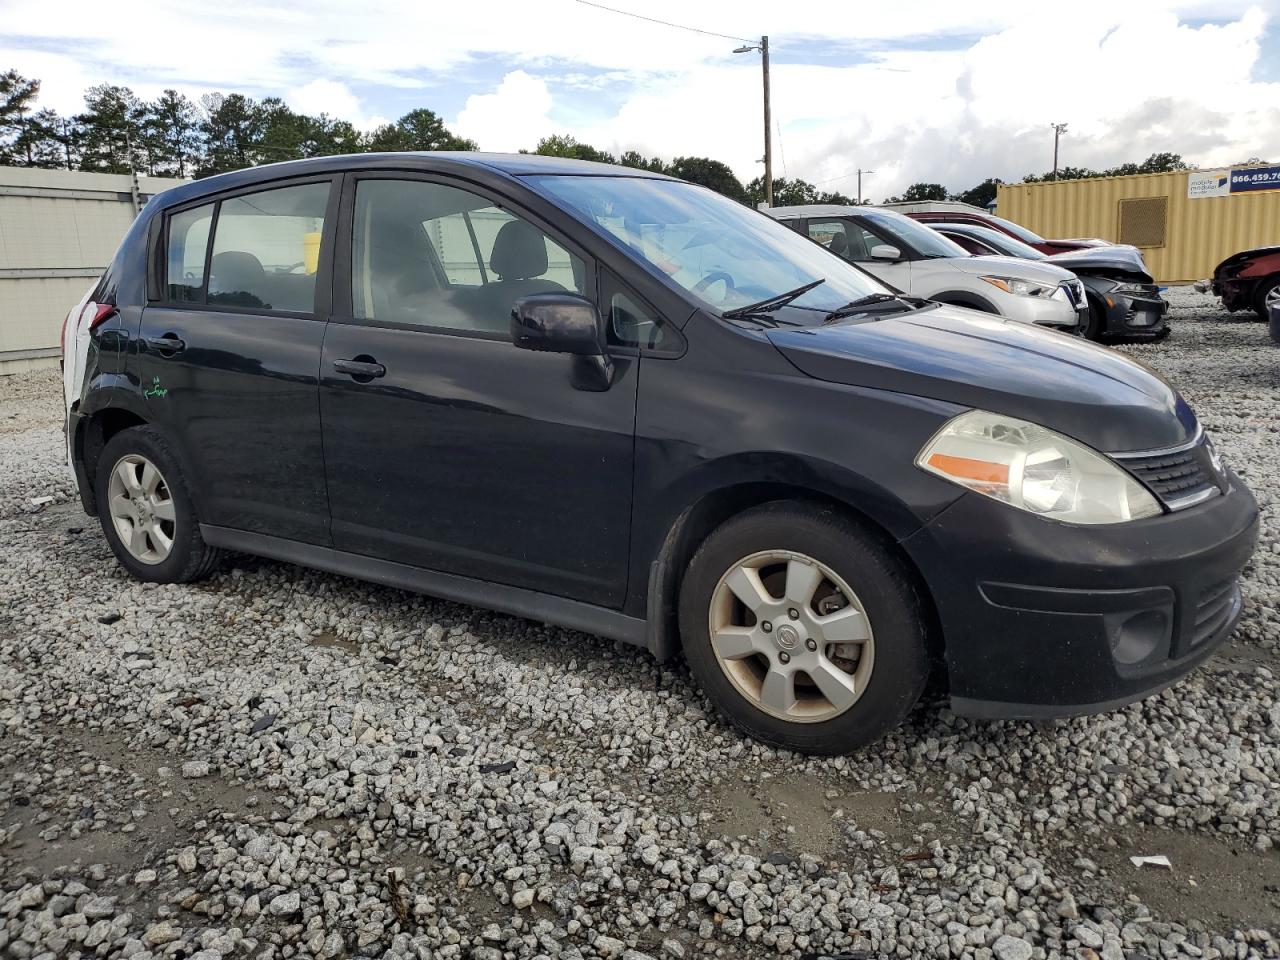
149;152;674;211
768;204;912;221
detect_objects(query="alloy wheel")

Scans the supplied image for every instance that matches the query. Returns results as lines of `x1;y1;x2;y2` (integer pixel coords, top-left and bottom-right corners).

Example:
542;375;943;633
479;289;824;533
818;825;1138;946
107;454;176;565
1266;284;1280;309
708;550;875;723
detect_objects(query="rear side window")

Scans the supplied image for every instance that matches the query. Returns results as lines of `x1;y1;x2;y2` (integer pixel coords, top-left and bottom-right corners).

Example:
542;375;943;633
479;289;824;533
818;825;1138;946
166;204;214;302
208;183;330;312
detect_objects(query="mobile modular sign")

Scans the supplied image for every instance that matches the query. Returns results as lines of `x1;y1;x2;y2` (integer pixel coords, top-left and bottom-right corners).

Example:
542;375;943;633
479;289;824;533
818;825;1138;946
1189;165;1280;198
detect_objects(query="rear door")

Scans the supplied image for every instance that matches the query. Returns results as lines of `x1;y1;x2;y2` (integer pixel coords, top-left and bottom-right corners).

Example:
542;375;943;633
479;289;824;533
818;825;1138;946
138;177;338;544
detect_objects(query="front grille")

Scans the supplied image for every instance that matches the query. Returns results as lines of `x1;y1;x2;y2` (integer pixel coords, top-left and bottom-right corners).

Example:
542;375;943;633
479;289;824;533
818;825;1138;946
1116;437;1220;510
1191;577;1240;648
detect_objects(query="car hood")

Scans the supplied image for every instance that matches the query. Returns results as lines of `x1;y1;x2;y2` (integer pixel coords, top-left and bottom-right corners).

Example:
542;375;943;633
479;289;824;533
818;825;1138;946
767;305;1196;453
1214;245;1280;277
945;254;1075;283
1046;247;1153;283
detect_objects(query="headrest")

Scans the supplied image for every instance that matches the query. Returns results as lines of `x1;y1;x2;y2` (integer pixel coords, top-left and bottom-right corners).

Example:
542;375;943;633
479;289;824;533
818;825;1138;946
489;220;548;280
210;251;266;290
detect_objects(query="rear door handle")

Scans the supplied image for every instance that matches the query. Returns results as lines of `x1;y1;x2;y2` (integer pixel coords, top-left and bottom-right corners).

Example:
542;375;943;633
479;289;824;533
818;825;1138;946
145;335;185;355
332;357;386;380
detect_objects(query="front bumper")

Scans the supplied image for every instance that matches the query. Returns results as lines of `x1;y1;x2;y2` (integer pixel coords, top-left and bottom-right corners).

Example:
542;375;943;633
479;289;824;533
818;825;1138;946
1214;277;1256;312
901;471;1259;718
995;289;1084;331
1101;291;1168;338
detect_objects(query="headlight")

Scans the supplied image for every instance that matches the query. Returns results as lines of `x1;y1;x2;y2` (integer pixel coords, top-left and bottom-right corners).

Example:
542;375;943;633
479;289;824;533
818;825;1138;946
1110;282;1157;296
981;276;1057;299
916;410;1162;524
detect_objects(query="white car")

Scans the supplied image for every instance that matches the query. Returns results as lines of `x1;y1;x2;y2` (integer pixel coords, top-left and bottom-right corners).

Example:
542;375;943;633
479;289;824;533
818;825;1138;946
769;205;1087;332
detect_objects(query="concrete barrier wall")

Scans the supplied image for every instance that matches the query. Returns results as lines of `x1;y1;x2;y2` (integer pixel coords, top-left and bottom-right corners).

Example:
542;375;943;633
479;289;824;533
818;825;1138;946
0;166;189;373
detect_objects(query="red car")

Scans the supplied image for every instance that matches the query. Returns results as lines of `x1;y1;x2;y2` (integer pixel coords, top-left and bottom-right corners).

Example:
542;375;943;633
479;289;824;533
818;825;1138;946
1202;245;1280;321
879;202;1109;255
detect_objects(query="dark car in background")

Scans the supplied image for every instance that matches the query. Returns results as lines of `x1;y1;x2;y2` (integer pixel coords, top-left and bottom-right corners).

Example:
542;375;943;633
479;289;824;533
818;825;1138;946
1200;245;1280;321
61;153;1257;755
933;221;1168;341
878;201;1111;255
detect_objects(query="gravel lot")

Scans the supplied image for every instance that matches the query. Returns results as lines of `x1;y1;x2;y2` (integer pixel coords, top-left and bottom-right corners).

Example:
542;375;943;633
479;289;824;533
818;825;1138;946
2;287;1278;960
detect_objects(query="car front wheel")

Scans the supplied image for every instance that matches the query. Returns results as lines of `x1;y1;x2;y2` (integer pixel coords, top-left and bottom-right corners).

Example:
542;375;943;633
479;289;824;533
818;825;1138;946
1255;275;1280;322
679;502;930;755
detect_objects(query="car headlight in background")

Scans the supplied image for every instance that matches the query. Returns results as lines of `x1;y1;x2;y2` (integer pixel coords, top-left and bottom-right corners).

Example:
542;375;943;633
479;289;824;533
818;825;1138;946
980;276;1058;299
916;410;1163;524
1110;281;1158;297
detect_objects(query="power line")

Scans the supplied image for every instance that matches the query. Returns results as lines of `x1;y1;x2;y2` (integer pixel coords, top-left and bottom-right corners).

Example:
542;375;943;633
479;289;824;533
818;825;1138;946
573;0;754;44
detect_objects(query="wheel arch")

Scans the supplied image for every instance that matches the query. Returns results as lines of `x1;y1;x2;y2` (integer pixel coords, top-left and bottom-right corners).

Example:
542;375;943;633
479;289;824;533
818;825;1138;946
644;480;946;687
74;397;152;515
928;290;999;313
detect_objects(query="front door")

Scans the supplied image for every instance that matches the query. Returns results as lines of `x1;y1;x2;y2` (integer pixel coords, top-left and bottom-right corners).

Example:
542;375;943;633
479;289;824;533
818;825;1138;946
138;178;337;544
318;175;637;607
805;217;913;293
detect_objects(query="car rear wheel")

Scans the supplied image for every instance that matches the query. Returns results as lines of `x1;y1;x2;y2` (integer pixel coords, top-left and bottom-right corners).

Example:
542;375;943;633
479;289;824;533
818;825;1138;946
679;502;930;755
1255;276;1280;322
95;426;221;583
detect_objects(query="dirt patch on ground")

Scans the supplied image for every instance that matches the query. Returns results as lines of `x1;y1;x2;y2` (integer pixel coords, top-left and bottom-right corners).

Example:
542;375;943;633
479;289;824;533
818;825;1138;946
1095;825;1280;931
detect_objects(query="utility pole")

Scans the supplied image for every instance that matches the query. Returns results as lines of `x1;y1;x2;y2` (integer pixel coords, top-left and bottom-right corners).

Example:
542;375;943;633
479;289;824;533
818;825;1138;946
734;35;772;207
1051;122;1068;180
856;169;874;205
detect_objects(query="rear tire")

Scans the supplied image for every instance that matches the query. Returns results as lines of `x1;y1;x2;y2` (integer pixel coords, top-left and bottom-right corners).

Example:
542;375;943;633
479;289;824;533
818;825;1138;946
679;502;930;755
95;426;221;583
1253;275;1280;322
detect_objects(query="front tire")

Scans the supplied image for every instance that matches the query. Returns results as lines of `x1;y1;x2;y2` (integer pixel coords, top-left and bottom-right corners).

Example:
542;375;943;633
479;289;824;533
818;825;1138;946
1254;275;1280;322
95;426;221;583
679;502;930;755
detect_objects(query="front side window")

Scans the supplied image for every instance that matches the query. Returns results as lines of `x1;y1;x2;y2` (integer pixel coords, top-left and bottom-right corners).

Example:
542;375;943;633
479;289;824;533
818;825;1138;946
859;212;969;260
207;182;330;312
529;175;890;323
166;203;214;302
352;179;587;333
806;219;881;262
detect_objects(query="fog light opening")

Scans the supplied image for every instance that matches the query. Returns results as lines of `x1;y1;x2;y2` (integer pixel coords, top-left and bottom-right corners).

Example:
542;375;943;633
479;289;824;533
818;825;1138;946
1110;609;1170;666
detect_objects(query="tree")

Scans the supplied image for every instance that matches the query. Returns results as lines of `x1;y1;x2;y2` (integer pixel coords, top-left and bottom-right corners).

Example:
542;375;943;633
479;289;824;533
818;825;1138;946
198;93;266;176
533;134;615;164
367;108;476;152
76;84;146;173
618;149;668;174
951;177;1002;208
0;69;43;165
899;182;948;201
141;89;201;177
667;156;746;201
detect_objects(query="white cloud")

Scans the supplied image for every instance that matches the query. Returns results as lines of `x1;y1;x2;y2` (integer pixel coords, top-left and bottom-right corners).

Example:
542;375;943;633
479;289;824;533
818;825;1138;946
454;71;554;152
1;0;1277;199
286;79;382;130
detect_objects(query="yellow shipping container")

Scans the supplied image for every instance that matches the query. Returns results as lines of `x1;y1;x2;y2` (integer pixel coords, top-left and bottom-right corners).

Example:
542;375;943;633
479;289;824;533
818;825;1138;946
996;170;1280;284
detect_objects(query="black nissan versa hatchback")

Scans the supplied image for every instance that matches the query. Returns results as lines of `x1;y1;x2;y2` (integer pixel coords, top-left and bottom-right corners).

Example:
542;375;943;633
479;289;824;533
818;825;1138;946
62;153;1258;755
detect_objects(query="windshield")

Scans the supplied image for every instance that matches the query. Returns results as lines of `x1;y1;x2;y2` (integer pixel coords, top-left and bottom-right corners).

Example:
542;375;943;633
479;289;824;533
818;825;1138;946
940;223;1047;260
528;176;891;319
861;211;969;259
985;213;1045;245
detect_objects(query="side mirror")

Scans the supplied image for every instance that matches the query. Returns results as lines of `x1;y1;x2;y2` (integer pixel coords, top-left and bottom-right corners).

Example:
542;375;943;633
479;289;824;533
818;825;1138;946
869;244;902;262
511;293;614;391
511;293;605;355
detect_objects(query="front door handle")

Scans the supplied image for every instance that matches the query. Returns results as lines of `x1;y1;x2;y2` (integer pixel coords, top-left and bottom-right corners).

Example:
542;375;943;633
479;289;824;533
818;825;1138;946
144;334;185;355
333;357;386;381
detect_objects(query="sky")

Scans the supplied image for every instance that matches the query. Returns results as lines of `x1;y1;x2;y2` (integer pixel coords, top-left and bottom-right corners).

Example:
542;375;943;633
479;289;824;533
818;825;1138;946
2;0;1279;199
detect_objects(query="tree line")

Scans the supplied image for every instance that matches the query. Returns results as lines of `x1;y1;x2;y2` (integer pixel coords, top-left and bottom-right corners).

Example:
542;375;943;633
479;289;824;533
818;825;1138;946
1;67;1191;207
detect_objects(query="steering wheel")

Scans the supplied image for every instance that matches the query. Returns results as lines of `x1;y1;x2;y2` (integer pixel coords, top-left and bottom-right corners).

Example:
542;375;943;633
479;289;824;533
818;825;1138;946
692;271;735;296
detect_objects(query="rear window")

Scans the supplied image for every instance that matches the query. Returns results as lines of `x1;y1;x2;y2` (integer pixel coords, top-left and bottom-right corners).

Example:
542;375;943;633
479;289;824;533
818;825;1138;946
162;182;330;312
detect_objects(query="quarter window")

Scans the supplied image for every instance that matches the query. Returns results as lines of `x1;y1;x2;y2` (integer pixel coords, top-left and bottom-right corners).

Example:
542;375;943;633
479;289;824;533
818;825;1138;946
206;182;330;312
166;203;214;302
352;179;587;333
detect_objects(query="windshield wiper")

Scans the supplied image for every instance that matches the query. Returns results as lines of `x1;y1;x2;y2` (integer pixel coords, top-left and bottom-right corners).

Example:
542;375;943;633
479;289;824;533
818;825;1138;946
822;293;914;323
722;278;825;319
